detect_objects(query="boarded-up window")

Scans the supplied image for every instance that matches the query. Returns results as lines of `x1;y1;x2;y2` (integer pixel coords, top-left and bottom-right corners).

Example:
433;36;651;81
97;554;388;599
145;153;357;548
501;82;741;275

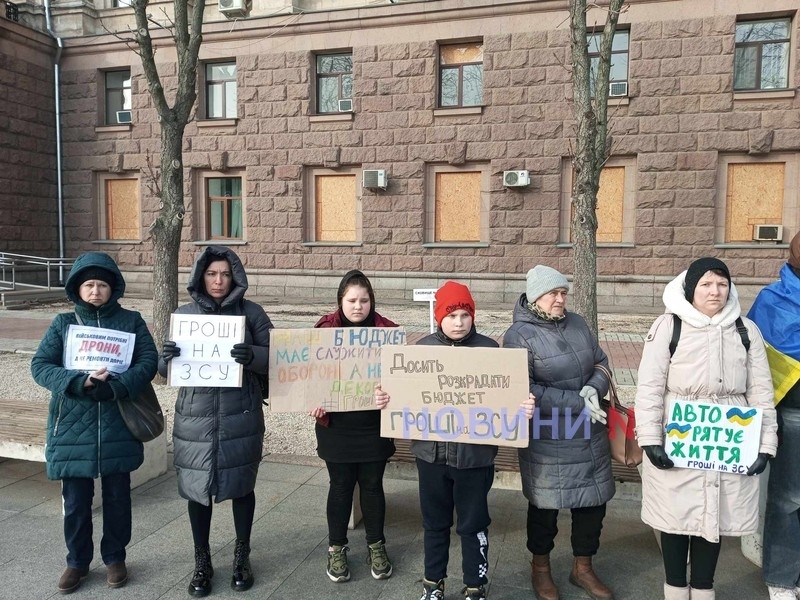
315;174;356;241
434;171;481;242
725;163;784;242
596;167;625;243
105;179;139;240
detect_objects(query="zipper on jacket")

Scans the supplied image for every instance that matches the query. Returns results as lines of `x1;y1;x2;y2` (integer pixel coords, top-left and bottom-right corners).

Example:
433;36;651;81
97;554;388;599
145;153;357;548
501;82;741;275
53;395;65;436
96;309;103;478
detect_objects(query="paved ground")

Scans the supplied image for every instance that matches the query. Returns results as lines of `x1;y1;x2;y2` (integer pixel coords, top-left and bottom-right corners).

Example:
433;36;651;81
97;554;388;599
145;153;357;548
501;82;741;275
0;297;772;599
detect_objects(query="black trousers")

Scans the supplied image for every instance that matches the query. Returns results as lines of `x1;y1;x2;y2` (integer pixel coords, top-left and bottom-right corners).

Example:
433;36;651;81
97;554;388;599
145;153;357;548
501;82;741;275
325;460;387;546
188;491;256;548
661;532;721;589
526;502;607;556
416;459;494;587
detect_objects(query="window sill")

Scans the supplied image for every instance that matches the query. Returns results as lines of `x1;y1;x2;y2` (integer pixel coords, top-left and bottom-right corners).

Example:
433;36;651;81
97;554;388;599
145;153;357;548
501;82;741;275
193;240;247;245
556;242;635;248
93;239;143;244
433;106;483;117
422;242;489;248
733;89;796;101
196;119;238;128
713;243;790;249
95;124;132;133
310;113;354;123
607;97;630;106
302;242;362;247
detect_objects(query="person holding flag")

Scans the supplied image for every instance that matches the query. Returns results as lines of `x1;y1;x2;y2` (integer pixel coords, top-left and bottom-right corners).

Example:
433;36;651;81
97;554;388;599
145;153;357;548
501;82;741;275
748;231;800;600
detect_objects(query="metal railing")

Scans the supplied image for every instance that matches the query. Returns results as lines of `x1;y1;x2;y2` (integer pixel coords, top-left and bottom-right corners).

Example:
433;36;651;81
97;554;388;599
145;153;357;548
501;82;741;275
0;252;74;292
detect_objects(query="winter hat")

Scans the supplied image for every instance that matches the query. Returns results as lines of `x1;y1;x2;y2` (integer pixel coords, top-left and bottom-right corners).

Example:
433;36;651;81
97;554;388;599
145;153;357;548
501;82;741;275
789;231;800;269
434;281;475;326
526;265;569;302
683;257;731;302
337;269;375;308
74;266;116;288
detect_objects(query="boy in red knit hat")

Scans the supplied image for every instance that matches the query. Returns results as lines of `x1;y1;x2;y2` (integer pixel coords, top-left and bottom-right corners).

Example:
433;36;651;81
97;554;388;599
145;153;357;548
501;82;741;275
375;281;534;600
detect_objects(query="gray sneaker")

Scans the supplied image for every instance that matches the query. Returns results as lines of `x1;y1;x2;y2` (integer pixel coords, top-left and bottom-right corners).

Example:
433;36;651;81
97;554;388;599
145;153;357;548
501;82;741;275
326;545;350;583
367;541;393;580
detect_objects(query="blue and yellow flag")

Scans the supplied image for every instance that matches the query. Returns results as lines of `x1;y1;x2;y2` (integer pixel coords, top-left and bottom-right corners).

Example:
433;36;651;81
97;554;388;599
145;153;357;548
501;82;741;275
748;263;800;404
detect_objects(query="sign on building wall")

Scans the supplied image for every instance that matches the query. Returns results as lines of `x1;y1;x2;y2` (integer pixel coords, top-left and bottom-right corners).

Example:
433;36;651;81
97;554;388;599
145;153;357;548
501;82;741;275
665;400;763;474
268;327;407;412
380;345;530;448
167;314;245;387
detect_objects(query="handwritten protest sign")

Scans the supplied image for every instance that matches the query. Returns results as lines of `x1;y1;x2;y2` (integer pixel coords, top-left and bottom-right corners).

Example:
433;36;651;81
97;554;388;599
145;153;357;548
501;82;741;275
268;327;407;412
380;345;530;447
64;325;135;374
168;314;245;387
665;400;763;474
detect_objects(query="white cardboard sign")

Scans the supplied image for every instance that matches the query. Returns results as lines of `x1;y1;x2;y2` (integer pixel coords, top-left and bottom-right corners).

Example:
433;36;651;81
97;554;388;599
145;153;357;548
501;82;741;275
64;325;135;374
168;314;245;387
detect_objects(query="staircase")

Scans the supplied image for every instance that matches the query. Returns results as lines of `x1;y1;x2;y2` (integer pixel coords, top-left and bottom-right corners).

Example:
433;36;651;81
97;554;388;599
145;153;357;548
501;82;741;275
0;252;72;308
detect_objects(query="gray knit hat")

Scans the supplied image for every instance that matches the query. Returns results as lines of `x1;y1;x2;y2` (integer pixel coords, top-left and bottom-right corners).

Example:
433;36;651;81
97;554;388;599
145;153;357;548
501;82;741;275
526;265;570;302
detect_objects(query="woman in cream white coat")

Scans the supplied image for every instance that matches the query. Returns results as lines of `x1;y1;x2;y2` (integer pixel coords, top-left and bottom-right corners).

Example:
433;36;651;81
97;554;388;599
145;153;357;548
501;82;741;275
634;257;777;600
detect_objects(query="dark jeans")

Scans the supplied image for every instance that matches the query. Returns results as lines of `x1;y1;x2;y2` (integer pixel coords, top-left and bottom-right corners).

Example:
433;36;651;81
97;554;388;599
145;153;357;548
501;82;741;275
661;532;721;589
416;459;494;587
526;502;606;556
62;472;131;568
188;491;256;548
325;460;387;546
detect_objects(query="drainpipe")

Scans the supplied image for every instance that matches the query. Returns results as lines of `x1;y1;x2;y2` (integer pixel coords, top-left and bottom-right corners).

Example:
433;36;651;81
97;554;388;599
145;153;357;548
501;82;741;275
44;0;66;284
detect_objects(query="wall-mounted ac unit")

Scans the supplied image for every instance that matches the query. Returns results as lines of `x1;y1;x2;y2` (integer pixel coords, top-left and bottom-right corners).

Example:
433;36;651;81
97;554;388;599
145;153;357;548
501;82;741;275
363;169;388;190
338;99;353;112
503;170;530;187
609;81;628;97
116;110;132;124
219;0;246;17
753;224;782;242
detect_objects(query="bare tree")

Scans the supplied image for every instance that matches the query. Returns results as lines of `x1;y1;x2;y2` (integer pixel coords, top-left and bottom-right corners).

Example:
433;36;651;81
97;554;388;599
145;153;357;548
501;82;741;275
569;0;625;335
129;0;205;349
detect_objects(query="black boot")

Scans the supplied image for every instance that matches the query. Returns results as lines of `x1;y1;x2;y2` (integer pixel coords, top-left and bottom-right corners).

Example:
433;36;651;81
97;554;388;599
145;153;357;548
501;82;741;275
231;539;254;592
188;546;214;597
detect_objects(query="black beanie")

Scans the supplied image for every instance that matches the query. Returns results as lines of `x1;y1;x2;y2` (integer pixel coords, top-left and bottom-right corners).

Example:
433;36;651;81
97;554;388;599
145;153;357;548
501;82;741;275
75;267;116;288
684;257;730;302
337;269;375;308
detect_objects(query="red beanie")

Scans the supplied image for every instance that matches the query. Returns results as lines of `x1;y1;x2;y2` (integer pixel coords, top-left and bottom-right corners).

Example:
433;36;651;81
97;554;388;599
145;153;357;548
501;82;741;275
434;281;476;326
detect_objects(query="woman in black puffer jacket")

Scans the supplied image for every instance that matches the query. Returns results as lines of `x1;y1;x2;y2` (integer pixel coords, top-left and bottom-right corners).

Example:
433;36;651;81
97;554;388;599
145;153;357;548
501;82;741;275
503;266;614;600
158;246;273;596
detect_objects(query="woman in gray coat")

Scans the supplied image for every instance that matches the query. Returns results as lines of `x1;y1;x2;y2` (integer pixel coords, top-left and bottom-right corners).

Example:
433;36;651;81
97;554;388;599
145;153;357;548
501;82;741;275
503;266;614;600
159;246;273;597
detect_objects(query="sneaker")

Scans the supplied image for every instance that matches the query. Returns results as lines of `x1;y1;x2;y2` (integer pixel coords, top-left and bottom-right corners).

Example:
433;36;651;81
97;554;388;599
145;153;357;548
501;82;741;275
326;545;350;583
462;584;487;600
768;587;797;600
367;541;393;580
419;578;445;600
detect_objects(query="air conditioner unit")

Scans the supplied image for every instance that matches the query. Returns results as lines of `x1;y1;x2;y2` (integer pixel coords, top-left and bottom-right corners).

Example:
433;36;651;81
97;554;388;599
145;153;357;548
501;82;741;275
116;110;132;124
609;81;629;97
503;170;530;187
753;224;782;242
218;0;246;16
363;169;388;190
338;99;353;112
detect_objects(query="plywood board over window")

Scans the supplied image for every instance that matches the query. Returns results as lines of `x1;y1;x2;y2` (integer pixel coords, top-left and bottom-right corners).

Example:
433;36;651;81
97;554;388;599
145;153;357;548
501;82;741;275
315;174;356;241
596;166;625;243
105;179;139;240
725;162;784;242
435;171;481;242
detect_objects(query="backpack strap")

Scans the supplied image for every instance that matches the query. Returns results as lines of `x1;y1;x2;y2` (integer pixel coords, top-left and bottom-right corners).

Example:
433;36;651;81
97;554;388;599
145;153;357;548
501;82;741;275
735;317;751;352
669;314;682;358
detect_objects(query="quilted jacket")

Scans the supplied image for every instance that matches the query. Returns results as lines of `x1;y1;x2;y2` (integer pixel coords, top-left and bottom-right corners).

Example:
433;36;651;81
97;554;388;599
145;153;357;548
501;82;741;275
31;252;158;480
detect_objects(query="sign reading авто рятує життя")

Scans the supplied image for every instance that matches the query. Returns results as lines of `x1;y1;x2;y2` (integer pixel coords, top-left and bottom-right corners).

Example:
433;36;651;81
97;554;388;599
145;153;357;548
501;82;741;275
380;345;530;448
665;400;763;474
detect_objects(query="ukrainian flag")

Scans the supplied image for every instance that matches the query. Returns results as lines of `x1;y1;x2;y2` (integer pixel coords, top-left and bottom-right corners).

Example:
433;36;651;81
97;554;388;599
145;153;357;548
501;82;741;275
747;263;800;405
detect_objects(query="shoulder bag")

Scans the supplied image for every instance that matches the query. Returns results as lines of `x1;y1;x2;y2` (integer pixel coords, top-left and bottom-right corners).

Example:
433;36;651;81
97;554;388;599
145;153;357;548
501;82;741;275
595;364;643;468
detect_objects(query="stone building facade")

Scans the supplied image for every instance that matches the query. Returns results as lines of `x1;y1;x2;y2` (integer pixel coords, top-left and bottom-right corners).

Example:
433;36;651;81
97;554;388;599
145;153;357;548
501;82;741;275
1;0;799;309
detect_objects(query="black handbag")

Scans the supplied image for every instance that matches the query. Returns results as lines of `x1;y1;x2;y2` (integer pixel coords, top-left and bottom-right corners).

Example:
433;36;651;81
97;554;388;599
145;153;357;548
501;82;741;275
118;381;165;442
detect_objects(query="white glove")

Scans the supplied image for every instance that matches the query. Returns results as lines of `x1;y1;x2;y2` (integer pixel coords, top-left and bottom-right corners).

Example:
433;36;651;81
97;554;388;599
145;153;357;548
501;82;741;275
579;385;607;425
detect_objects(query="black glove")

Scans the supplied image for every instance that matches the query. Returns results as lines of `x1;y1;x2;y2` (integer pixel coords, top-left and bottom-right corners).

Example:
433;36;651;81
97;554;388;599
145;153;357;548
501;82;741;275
162;341;181;363
230;343;254;366
643;445;674;470
88;377;114;402
746;452;770;476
